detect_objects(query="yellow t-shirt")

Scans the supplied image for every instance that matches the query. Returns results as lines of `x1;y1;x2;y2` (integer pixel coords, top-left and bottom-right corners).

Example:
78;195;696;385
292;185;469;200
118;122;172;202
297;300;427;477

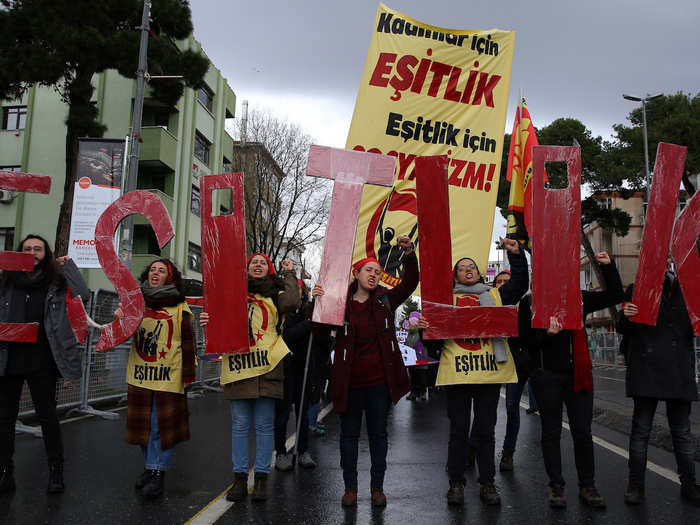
126;302;191;394
435;288;518;386
220;293;290;385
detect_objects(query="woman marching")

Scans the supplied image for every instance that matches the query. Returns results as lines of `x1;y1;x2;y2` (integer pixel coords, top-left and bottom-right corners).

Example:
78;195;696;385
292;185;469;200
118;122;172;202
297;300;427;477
421;238;527;507
312;235;418;508
0;235;89;494
117;258;196;499
201;254;299;502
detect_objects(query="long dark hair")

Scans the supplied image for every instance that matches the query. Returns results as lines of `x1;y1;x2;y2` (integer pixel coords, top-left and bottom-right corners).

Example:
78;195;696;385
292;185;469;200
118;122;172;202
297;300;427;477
138;258;184;294
1;234;65;289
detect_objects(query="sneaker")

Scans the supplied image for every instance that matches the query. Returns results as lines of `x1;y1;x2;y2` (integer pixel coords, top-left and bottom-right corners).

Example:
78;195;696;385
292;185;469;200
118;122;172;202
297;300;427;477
226;473;248;502
499;451;513;472
0;465;15;494
371;488;387;507
311;426;326;437
47;463;64;494
140;470;164;499
298;452;317;469
341;489;358;507
549;484;566;508
134;469;152;490
579;486;606;509
276;452;293;471
526;408;538;415
624;480;645;505
446;480;465;505
479;483;501;505
681;482;700;507
251;472;267;501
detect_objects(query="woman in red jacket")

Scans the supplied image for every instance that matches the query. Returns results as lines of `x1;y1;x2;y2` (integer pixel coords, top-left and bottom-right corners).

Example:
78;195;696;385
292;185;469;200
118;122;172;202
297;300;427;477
312;235;417;508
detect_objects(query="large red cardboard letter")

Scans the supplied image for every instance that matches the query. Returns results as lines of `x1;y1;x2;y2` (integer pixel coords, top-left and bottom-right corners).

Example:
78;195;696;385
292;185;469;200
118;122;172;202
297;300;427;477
415;155;518;339
671;189;700;335
200;173;248;354
531;146;582;330
306;145;396;325
92;191;174;351
631;143;687;325
0;171;51;342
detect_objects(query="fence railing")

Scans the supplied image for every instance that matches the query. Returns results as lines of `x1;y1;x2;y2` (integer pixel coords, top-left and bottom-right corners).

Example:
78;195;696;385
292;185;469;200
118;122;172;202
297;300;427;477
17;289;221;436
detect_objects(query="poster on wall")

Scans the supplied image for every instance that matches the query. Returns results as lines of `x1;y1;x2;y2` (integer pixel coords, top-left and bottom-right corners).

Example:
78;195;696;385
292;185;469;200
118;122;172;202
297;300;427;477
68;138;126;268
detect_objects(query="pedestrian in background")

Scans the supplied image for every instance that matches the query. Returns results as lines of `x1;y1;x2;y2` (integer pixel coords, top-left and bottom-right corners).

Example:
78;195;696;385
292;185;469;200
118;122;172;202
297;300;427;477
312;234;417;508
117;258;195;499
0;235;89;495
618;257;700;507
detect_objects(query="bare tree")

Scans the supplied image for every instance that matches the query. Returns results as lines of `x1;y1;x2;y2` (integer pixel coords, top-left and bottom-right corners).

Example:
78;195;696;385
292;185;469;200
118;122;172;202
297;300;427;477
232;108;331;266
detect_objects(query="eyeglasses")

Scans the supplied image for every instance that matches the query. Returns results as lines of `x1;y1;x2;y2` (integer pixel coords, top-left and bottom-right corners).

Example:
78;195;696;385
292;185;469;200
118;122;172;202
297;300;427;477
457;264;478;271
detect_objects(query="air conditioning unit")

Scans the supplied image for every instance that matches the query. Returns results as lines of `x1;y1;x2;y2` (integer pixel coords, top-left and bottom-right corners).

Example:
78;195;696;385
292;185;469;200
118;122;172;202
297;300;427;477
0;190;15;203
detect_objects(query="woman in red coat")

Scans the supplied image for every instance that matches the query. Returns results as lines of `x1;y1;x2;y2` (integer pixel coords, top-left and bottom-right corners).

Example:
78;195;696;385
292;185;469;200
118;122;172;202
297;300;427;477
312;235;417;508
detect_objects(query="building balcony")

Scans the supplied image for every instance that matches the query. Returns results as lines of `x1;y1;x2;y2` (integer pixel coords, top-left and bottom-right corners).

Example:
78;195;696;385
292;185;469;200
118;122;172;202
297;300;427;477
134;188;174;225
139;126;178;171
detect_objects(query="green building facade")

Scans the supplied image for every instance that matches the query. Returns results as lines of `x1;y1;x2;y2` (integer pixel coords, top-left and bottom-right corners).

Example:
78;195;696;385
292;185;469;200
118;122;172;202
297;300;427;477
0;37;236;292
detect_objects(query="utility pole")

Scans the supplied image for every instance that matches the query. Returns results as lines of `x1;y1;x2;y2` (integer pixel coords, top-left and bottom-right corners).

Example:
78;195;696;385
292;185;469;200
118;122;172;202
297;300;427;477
120;0;151;267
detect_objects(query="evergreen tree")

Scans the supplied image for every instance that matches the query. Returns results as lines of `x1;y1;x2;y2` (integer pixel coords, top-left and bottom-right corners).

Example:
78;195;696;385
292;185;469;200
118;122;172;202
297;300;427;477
0;0;208;254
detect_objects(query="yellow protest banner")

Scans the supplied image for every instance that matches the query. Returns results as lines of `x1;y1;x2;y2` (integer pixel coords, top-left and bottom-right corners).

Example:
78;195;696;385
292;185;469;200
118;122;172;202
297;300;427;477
126;302;191;394
435;288;518;386
220;294;290;385
347;3;515;286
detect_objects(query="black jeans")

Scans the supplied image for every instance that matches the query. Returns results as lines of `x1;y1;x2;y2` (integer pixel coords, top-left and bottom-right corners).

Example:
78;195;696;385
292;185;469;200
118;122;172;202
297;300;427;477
530;369;594;488
629;397;696;486
446;383;500;485
339;384;390;491
0;369;63;467
274;372;309;455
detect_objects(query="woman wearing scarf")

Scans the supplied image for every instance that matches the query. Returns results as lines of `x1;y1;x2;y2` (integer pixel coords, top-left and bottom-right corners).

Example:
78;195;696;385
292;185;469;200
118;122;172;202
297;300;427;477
0;235;89;495
201;254;299;502
312;235;417;508
116;259;195;499
421;238;527;507
529;251;623;509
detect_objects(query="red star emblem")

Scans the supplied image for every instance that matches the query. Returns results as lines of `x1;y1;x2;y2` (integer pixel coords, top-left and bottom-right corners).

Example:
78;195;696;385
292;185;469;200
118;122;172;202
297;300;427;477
255;331;264;341
159;350;167;359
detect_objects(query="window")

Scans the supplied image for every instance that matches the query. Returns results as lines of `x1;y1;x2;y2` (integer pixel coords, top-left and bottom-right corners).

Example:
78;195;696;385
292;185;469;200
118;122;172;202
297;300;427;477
191;185;201;217
2;106;27;131
0;166;21;172
0;227;14;251
197;85;214;112
222;156;232;173
194;131;211;166
188;243;202;273
133;225;161;255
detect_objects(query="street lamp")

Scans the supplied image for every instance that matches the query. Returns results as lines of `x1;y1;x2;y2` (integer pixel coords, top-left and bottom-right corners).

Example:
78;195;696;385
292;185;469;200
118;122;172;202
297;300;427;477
622;92;663;200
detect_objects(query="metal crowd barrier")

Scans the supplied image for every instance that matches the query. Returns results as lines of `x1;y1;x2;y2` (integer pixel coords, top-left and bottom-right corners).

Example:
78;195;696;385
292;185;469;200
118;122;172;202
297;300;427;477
16;289;221;437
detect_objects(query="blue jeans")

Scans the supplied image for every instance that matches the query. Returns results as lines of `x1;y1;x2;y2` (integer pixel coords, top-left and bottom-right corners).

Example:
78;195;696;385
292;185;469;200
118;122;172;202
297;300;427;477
503;375;528;453
339;384;390;491
308;401;321;428
628;397;696;485
231;397;275;474
141;398;174;471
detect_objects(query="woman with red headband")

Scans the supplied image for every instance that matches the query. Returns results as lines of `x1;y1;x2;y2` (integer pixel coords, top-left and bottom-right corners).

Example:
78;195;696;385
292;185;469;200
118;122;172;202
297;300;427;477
115;258;195;499
312;234;418;508
200;253;299;502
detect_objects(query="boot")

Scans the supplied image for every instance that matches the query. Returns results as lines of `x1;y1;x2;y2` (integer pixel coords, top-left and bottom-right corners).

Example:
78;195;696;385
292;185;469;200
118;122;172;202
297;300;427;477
47;463;64;494
251;472;267;501
371;488;387;507
479;483;501;506
134;469;152;490
341;489;357;507
140;470;164;499
548;484;566;508
275;452;293;471
624;480;645;505
681;482;700;507
579;486;606;509
0;465;15;494
298;452;317;469
446;480;464;505
499;451;513;472
226;472;248;502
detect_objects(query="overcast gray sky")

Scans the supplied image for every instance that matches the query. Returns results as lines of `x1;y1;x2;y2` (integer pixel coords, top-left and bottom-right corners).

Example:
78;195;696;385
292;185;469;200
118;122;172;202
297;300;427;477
188;0;699;264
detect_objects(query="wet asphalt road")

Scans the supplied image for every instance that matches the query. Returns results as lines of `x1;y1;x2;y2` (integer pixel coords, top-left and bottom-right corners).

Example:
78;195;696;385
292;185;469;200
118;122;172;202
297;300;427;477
2;386;699;525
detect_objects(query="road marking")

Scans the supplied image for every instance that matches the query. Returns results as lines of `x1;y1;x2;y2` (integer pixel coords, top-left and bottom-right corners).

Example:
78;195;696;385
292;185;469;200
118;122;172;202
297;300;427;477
502;393;680;486
596;375;625;383
185;402;334;525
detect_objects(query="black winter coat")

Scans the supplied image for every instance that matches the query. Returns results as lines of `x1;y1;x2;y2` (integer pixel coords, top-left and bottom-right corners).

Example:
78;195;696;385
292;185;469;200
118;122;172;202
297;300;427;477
617;278;698;402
